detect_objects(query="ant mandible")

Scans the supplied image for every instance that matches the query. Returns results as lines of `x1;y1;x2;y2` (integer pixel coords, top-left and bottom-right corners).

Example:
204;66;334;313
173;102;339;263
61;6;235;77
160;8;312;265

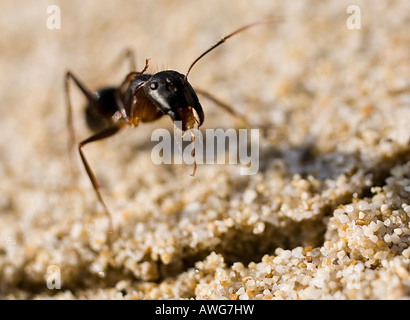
65;18;274;236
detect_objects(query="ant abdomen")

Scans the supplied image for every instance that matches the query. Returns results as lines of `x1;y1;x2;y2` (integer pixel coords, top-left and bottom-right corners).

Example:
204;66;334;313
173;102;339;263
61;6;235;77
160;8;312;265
85;87;119;133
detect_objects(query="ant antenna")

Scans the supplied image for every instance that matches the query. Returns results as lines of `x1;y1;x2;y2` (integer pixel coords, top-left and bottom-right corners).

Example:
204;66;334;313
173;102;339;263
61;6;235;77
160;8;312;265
184;16;279;82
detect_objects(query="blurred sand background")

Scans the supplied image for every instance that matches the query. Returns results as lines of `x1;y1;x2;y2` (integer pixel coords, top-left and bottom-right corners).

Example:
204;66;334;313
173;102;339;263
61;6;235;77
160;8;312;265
0;0;409;299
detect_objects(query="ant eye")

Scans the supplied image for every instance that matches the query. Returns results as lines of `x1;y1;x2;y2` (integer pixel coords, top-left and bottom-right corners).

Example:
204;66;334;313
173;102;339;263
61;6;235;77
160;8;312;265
150;82;158;90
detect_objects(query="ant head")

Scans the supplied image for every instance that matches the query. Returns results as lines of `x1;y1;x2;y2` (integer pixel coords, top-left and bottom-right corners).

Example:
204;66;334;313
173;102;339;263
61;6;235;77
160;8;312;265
143;70;204;130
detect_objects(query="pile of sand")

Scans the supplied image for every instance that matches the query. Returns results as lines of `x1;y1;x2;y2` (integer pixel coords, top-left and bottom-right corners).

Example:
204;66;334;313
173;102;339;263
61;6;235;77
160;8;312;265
0;0;409;299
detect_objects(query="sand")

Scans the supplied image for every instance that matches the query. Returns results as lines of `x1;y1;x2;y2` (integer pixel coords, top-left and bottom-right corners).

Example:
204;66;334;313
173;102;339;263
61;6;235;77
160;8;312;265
0;0;409;299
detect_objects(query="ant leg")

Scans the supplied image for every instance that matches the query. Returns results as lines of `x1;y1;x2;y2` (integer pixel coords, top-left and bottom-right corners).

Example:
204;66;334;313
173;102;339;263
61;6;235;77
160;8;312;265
109;48;137;72
195;88;250;127
119;58;150;90
124;48;137;71
91;49;137;84
65;71;97;152
196;89;274;139
65;71;122;244
78;125;122;243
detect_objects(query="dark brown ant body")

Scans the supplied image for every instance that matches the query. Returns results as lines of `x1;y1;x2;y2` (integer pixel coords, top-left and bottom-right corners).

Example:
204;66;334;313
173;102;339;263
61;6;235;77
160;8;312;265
65;19;274;237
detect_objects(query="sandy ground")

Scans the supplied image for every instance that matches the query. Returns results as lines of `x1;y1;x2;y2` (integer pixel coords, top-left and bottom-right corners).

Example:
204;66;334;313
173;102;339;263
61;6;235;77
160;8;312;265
0;0;409;299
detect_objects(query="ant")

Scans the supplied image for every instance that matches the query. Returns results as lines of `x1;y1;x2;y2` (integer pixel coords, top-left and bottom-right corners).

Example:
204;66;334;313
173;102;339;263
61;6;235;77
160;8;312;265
65;18;275;240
